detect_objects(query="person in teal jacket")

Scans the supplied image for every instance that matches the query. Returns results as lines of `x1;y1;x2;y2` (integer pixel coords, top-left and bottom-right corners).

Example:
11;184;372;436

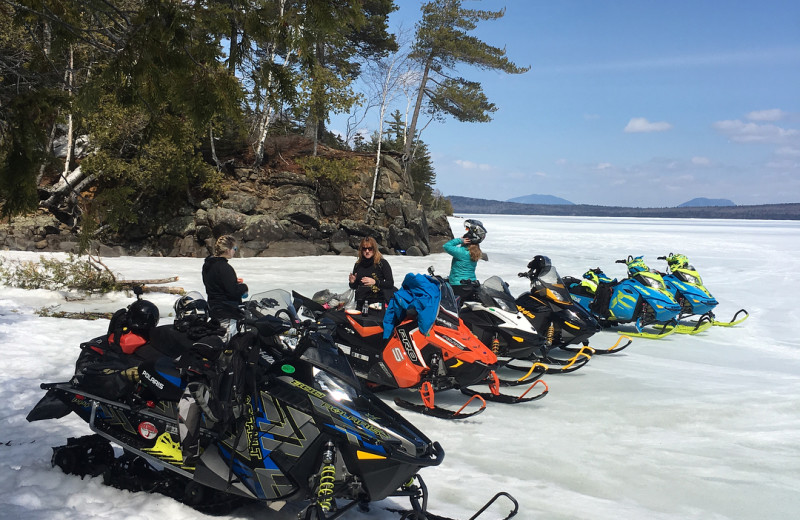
443;219;486;302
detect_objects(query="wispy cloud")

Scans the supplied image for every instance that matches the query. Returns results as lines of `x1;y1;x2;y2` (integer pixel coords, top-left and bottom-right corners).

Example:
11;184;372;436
624;117;673;133
595;162;613;170
713;120;799;143
776;146;800;157
691;156;711;166
454;159;492;170
747;109;786;122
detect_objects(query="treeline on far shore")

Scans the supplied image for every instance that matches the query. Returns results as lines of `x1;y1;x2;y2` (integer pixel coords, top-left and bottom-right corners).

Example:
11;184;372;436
447;196;800;220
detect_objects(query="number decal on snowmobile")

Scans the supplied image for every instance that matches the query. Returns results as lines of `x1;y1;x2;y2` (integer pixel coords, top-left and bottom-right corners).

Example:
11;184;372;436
392;347;405;362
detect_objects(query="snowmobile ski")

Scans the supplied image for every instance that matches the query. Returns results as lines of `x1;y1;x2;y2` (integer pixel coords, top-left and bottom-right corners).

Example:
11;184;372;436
711;309;749;327
561;335;633;355
461;371;549;404
504;346;592;375
386;475;519;520
394;382;487;420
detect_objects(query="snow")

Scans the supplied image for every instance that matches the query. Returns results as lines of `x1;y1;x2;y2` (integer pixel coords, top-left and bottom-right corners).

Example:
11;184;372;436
2;215;799;520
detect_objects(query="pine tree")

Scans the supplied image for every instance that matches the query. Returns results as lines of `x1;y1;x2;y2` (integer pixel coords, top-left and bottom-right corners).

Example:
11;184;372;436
403;0;528;161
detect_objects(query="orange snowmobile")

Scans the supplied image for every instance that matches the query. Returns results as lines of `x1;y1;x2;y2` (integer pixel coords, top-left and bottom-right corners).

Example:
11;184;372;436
293;274;547;420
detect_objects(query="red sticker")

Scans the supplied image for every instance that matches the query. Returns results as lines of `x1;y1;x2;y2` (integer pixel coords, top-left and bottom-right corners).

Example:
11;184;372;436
138;421;158;440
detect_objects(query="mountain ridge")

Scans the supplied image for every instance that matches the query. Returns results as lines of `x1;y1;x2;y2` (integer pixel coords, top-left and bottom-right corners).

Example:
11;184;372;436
447;196;800;220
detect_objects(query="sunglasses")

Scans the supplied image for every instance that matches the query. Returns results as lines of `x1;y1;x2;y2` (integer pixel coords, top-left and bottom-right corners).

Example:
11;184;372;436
233;246;239;252
361;246;374;252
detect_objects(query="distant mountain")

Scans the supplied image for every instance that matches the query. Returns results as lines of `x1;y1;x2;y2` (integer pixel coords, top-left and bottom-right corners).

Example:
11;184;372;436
447;195;800;220
678;197;735;207
506;194;574;205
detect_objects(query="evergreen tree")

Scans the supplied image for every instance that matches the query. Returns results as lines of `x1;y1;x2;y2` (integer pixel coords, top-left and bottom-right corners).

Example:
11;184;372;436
403;0;528;160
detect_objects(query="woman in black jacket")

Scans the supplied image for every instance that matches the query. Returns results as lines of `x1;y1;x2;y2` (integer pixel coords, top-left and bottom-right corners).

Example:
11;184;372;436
202;235;249;324
349;236;395;312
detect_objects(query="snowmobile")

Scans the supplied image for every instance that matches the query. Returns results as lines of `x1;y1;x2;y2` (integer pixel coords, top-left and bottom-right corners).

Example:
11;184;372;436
26;289;519;519
293;273;548;421
565;256;683;339
455;272;595;376
515;255;631;355
657;253;748;328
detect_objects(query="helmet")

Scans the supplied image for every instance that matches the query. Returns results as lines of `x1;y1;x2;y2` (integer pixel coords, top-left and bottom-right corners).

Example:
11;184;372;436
127;299;160;332
527;255;551;276
627;256;650;274
667;253;690;270
174;291;209;322
463;219;487;244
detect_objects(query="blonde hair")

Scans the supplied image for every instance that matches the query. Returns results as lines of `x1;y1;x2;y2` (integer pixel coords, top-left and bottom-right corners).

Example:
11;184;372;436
357;236;383;264
468;243;482;262
214;235;237;256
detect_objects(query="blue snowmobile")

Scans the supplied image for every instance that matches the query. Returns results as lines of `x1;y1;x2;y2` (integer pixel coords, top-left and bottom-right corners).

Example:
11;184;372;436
657;253;748;328
565;256;682;339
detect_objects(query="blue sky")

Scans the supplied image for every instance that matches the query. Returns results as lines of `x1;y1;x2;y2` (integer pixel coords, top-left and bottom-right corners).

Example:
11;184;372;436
333;0;800;207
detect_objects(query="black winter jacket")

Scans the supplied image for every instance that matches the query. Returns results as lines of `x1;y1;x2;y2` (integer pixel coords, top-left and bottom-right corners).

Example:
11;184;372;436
202;256;248;320
349;257;395;304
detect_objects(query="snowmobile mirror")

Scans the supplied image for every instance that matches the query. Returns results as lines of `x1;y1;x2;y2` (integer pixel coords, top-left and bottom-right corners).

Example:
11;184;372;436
133;285;144;298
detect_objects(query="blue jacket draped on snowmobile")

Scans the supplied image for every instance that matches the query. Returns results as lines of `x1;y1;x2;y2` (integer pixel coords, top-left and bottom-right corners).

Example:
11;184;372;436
383;273;442;339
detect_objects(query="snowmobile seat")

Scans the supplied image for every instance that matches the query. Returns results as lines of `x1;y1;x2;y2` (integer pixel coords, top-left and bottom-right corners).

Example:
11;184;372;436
148;324;197;358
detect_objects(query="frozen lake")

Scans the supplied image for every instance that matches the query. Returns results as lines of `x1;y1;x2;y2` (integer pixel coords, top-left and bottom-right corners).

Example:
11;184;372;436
1;215;799;519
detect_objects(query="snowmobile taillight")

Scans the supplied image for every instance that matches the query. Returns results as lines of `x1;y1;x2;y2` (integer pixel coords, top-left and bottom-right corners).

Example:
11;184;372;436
75;394;85;400
146;401;156;408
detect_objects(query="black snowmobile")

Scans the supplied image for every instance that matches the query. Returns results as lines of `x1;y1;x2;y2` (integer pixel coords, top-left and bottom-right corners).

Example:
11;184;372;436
27;289;519;519
515;255;632;356
457;274;594;376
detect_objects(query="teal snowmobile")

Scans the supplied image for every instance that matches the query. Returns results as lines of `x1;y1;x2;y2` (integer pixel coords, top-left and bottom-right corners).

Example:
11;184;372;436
565;256;683;339
26;289;519;519
657;253;749;327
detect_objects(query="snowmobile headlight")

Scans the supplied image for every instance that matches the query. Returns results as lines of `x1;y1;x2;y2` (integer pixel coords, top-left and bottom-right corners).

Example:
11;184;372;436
683;273;699;285
312;368;359;403
491;296;514;313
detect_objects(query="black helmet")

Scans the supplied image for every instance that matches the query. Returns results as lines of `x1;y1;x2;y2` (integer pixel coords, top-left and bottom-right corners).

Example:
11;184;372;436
174;291;209;322
127;299;160;332
463;219;487;244
527;255;551;276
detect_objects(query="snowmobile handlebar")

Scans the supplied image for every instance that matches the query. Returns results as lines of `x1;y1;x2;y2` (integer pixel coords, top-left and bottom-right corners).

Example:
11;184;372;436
615;259;627;264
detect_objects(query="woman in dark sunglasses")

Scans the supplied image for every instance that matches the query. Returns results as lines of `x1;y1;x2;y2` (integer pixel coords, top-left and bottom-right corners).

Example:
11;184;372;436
348;236;395;313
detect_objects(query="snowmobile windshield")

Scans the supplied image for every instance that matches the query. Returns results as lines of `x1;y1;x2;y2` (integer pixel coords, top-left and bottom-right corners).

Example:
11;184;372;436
479;276;517;312
247;289;299;322
436;280;461;330
532;265;572;305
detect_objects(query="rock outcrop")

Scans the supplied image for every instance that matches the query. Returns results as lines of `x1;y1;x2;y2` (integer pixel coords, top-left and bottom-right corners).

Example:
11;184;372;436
1;146;454;258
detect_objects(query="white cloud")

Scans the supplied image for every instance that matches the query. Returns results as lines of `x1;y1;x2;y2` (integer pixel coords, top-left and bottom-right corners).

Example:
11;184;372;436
454;159;492;170
776;146;800;156
691;156;711;165
624;117;673;133
534;171;547;177
596;162;613;170
746;109;786;122
713;119;799;143
555;158;568;166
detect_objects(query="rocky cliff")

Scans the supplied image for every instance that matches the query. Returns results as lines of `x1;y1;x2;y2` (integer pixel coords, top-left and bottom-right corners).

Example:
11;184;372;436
1;140;454;257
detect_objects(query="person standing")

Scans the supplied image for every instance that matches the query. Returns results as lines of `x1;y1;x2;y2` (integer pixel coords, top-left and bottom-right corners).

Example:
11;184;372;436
349;236;395;312
443;219;486;302
202;235;248;331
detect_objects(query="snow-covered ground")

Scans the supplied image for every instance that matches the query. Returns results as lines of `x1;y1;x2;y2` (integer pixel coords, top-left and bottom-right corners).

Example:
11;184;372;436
1;215;799;520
